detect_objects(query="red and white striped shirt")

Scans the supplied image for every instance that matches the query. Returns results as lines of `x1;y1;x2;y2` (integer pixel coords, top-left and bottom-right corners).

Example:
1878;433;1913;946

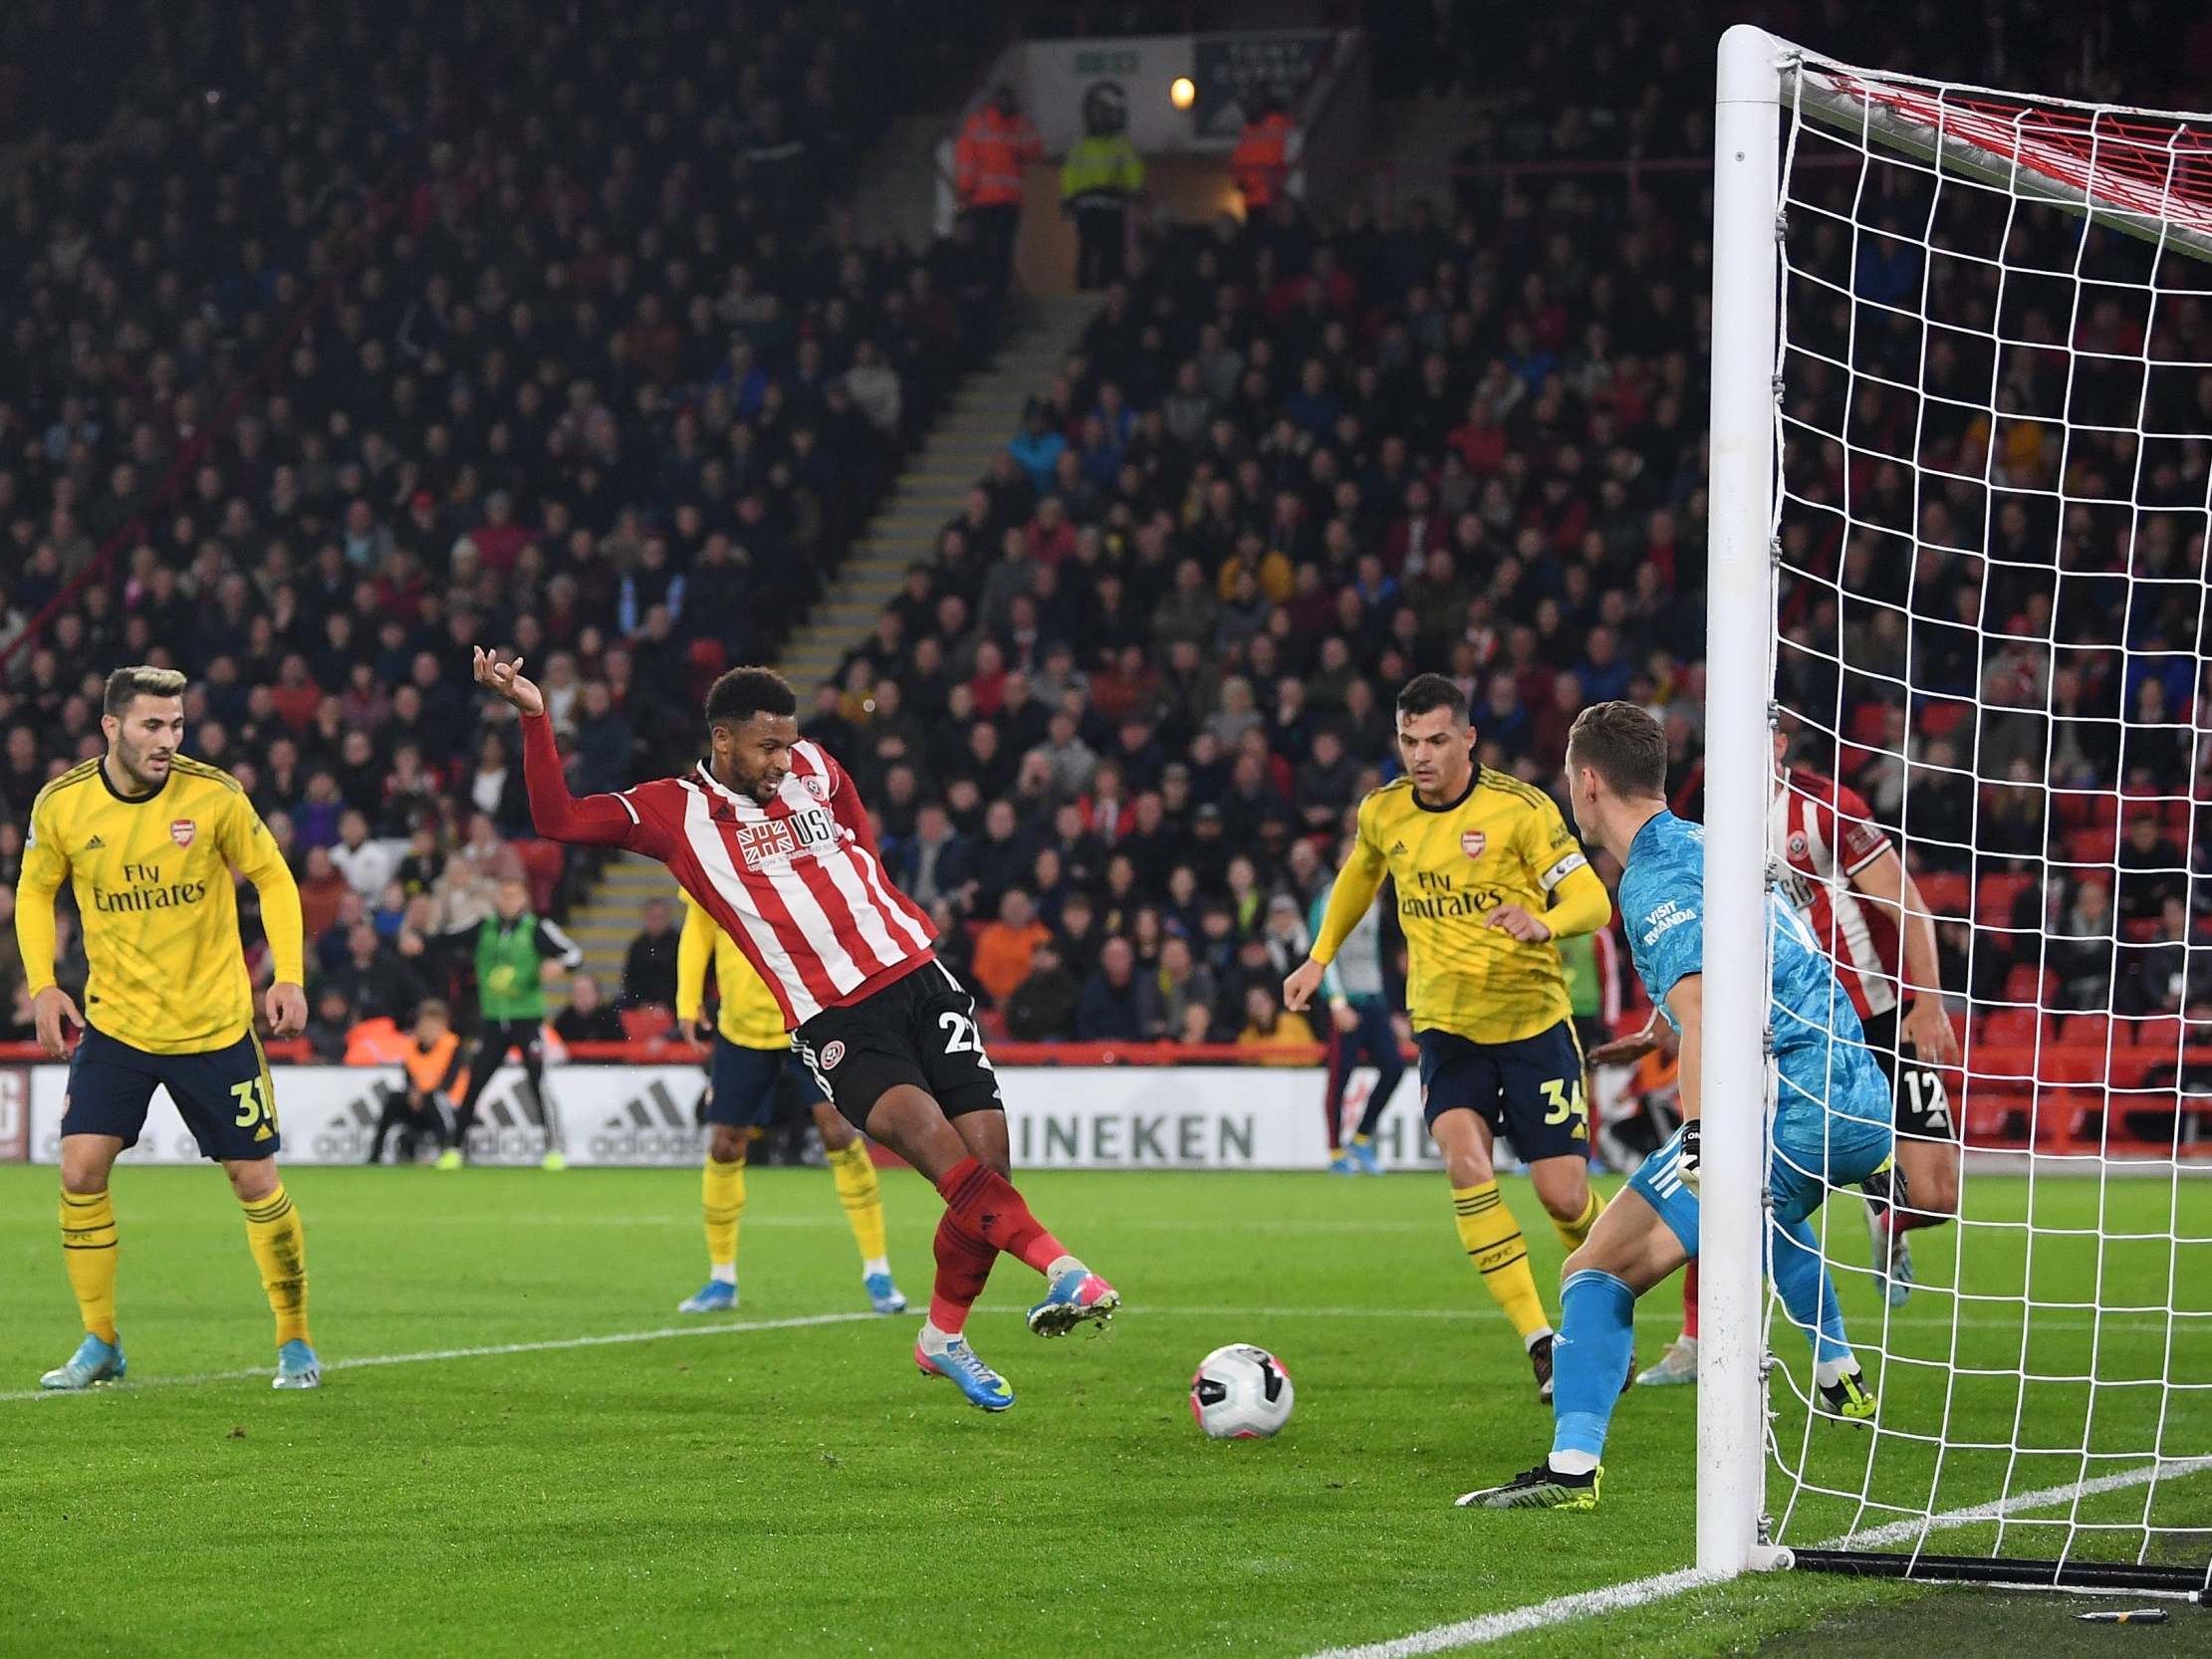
520;715;935;1027
1770;768;1898;1019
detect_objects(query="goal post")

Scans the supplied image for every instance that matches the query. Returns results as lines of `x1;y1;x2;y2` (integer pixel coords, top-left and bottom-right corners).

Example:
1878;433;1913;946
1699;19;1786;1584
1701;25;2212;1599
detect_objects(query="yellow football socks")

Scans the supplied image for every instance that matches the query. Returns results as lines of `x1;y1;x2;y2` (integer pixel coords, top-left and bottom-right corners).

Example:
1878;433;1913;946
61;1188;120;1343
826;1140;888;1266
239;1183;310;1346
1554;1187;1605;1253
702;1155;746;1277
1452;1180;1552;1343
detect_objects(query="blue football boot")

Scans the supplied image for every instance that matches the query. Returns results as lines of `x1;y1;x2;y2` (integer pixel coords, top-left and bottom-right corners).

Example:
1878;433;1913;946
914;1336;1014;1411
1026;1266;1121;1336
40;1331;125;1391
678;1279;738;1313
273;1338;322;1390
863;1271;908;1315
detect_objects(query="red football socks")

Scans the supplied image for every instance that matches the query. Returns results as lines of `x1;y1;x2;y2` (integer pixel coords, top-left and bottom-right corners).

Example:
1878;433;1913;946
937;1156;1068;1275
928;1208;996;1335
1681;1259;1701;1340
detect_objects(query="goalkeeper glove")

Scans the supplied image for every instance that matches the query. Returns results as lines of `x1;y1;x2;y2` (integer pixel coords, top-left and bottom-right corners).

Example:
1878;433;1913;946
1677;1120;1702;1195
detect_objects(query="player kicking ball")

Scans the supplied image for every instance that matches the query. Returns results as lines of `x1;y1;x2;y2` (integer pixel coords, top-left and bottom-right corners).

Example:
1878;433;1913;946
673;892;907;1316
475;649;1116;1411
17;666;320;1391
1458;704;1889;1512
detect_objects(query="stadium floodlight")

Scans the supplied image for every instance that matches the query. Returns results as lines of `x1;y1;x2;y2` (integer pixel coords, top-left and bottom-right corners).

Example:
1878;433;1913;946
1705;23;2212;1600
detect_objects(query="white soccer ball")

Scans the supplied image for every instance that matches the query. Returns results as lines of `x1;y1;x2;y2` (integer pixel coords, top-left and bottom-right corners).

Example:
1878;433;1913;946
1189;1343;1295;1439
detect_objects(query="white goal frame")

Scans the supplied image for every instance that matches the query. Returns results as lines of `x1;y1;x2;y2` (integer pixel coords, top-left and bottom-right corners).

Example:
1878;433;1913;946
1701;23;2211;1596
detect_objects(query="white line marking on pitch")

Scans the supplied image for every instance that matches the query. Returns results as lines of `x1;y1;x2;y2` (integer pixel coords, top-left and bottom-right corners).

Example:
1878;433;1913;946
1299;1457;2212;1659
8;1301;2198;1404
0;1310;880;1402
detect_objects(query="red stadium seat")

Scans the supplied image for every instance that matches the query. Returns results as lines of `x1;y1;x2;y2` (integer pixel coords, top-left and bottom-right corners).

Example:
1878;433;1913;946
1915;870;1970;919
687;638;727;703
1973;1006;2042;1050
1976;873;2036;923
2001;963;2053;1005
1960;1083;2032;1148
619;1007;675;1044
2058;1013;2110;1050
2036;1047;2106;1086
2061;827;2116;866
2120;1016;2184;1061
2032;1088;2100;1147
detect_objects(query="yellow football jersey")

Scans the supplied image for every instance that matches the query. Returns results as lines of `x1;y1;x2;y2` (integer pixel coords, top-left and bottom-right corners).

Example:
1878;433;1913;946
16;756;305;1055
675;891;788;1050
1315;767;1610;1045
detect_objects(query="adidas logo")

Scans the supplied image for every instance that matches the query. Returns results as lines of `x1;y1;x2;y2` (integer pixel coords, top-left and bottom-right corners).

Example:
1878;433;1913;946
85;834;105;850
601;1079;693;1132
1390;839;1408;855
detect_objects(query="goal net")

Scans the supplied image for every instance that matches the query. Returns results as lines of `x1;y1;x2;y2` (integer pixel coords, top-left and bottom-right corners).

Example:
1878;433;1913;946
1702;27;2212;1598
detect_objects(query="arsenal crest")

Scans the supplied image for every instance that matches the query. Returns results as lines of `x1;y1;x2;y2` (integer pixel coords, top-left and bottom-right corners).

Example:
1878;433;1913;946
170;820;197;847
1460;830;1487;858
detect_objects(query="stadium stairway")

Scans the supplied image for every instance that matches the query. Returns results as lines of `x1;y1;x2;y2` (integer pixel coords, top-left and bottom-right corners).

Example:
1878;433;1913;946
773;292;1097;693
557;852;682;1011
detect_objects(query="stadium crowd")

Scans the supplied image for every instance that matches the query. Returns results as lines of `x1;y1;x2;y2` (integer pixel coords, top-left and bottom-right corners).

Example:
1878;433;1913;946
0;0;2206;1085
0;0;1001;1038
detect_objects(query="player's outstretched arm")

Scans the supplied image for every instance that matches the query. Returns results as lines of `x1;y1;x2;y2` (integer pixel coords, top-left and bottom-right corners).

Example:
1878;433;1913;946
477;648;670;855
1587;1006;1663;1067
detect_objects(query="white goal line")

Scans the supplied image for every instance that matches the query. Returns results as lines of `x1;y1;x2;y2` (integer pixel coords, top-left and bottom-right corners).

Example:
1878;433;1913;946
1300;1455;2212;1659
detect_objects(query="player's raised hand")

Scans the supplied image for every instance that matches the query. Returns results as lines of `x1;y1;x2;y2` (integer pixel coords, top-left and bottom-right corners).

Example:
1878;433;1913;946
31;986;83;1059
1902;997;1961;1067
1282;957;1326;1013
265;980;309;1038
1483;902;1553;943
472;646;546;717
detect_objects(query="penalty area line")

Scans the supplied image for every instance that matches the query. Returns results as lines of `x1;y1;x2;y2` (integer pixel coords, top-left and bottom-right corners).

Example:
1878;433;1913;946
1299;1457;2212;1659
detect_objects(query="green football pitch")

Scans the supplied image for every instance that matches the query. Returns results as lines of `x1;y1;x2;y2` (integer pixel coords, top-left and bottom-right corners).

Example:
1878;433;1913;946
1;1163;2206;1658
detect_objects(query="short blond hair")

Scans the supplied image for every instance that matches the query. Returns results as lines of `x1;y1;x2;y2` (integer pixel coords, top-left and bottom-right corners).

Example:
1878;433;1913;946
103;665;187;717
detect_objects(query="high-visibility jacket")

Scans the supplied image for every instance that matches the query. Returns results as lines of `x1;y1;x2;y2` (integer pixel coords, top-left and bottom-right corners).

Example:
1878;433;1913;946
1231;111;1295;208
402;1029;469;1101
1060;133;1144;210
955;106;1044;207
